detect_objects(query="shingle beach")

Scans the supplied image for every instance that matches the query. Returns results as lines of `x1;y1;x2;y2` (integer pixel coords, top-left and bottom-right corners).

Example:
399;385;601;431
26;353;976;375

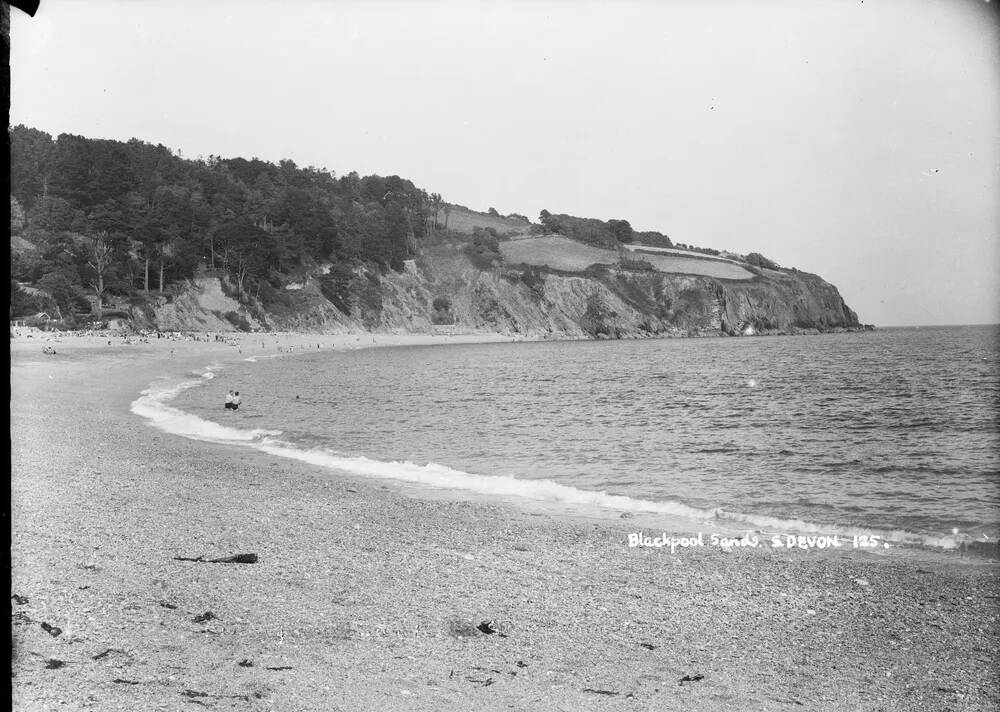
10;332;999;711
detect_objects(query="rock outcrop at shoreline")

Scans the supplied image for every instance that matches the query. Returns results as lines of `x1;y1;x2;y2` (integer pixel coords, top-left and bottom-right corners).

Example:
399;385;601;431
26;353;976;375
127;248;865;339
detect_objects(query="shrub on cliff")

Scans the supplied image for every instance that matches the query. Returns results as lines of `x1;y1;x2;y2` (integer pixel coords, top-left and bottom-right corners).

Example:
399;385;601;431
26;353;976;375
9;279;54;318
432;295;456;325
581;293;621;338
431;309;456;325
224;310;252;332
433;296;452;312
620;254;655;271
465;229;502;269
318;263;355;313
519;266;546;295
745;252;780;270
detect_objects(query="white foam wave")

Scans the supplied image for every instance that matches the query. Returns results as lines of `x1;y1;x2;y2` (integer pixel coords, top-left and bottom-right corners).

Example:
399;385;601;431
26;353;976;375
711;509;971;549
130;374;280;444
131;373;987;552
248;443;989;549
256;440;713;518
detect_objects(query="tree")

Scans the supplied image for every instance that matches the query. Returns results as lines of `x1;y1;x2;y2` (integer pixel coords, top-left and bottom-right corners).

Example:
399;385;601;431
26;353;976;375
9;125;56;208
383;202;411;271
745;252;780;270
156;231;178;293
36;269;83;320
85;231;114;318
608;219;633;243
9;126;448;324
538;210;561;234
27;196;85;233
433;295;452;312
427;193;443;234
217;221;273;298
132;222;161;293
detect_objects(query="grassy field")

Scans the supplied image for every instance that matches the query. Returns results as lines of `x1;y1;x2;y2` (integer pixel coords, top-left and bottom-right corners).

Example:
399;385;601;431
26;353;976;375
635;252;755;279
625;243;736;263
499;235;619;271
438;205;532;236
500;235;756;279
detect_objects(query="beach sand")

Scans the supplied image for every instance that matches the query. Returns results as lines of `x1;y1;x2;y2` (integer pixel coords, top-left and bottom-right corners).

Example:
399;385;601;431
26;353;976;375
10;330;1000;711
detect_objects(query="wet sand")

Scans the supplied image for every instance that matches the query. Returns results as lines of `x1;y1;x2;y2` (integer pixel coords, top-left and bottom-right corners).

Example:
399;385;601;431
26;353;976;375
10;331;1000;711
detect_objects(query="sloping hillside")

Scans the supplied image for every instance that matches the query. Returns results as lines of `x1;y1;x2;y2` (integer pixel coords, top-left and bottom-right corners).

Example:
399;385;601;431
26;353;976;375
129;236;862;339
500;235;756;280
499;235;619;271
437;205;532;237
9;126;866;338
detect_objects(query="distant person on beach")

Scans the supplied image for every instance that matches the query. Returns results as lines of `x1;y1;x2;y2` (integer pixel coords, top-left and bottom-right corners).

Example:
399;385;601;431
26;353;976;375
232;392;241;410
225;390;235;410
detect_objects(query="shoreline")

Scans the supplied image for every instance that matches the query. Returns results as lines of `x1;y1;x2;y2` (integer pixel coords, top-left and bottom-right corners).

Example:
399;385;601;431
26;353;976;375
112;330;992;558
11;330;999;710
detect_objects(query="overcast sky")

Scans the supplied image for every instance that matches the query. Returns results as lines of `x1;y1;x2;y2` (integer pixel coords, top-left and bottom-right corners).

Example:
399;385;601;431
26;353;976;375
9;0;999;326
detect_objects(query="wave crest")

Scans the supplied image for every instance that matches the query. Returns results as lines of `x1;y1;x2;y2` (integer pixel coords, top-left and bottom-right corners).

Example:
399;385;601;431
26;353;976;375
131;370;989;552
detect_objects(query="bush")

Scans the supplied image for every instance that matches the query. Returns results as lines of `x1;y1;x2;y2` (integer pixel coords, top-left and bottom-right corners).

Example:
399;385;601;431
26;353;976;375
318;263;356;313
581;293;621;338
620;254;655;271
465;229;502;269
519;266;546;294
36;271;84;315
224;310;252;332
256;280;294;309
9;280;54;318
745;252;780;270
433;295;452;312
431;310;456;325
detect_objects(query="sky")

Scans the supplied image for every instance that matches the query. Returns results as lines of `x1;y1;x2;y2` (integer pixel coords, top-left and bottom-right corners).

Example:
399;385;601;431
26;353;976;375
9;0;1000;326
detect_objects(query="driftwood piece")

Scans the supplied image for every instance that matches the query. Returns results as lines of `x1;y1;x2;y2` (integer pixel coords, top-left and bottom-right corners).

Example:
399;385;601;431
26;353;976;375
173;553;258;564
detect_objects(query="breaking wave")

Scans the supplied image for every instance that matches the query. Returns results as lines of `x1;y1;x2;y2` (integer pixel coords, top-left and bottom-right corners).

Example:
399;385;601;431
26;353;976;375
131;368;992;553
130;374;280;443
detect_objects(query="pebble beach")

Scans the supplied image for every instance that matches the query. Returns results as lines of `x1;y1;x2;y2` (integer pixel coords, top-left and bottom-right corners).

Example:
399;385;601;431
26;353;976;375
10;331;1000;711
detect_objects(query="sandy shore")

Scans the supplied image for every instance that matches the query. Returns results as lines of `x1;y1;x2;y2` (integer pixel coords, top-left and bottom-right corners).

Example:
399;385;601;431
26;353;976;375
10;330;1000;711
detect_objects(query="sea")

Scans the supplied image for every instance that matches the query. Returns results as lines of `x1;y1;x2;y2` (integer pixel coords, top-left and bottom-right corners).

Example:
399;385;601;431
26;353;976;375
133;325;999;551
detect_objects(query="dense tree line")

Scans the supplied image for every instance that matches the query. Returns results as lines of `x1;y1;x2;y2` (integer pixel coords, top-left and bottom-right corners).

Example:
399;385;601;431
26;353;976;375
9;126;755;329
9;125;441;322
537;210;673;249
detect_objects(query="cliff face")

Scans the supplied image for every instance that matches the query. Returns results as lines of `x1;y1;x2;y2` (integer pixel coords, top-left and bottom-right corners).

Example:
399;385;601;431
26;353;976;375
139;246;863;338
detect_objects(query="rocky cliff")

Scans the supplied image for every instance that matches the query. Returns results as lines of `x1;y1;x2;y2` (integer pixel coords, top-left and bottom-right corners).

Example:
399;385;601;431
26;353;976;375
133;241;864;338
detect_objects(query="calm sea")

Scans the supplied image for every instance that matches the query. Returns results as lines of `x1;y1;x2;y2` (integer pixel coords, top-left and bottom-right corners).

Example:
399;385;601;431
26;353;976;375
141;325;999;549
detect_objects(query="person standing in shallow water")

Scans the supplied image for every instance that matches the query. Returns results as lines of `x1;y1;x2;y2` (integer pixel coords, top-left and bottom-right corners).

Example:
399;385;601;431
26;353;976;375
225;390;235;410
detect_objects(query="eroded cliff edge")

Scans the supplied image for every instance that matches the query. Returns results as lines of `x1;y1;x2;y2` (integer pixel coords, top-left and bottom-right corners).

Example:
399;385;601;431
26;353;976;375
133;243;865;339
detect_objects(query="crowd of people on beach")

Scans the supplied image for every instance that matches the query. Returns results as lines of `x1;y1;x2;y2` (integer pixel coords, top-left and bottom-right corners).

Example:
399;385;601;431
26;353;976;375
11;325;249;348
